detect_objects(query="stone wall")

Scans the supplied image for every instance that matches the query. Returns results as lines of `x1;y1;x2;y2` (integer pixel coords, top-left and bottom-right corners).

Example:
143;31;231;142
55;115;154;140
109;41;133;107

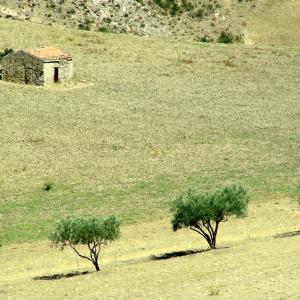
0;51;73;86
0;51;44;86
43;59;73;86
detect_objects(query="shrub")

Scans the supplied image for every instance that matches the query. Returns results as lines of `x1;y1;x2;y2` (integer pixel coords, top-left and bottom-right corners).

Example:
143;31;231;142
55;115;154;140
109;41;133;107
42;182;53;191
217;31;234;44
49;214;121;271
154;0;193;15
0;48;14;60
78;19;92;31
98;26;109;33
171;185;249;249
136;0;145;5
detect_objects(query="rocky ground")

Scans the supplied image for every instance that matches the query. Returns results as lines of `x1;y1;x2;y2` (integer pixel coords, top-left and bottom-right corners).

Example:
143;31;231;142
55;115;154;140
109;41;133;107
0;0;256;41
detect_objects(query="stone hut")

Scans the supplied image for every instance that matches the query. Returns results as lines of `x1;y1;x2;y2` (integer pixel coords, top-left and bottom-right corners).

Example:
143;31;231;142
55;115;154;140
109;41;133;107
0;47;73;86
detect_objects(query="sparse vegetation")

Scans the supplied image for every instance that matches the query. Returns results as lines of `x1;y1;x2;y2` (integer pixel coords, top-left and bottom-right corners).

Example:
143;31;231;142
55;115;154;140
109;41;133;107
49;214;121;271
171;185;249;249
153;0;193;15
217;31;234;44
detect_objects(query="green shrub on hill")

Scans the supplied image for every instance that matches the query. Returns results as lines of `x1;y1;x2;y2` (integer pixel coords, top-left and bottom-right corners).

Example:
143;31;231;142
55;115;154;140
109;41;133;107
154;0;193;15
217;31;234;44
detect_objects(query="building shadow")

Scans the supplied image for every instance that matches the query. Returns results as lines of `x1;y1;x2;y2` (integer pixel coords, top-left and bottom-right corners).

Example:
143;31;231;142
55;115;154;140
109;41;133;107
33;270;91;281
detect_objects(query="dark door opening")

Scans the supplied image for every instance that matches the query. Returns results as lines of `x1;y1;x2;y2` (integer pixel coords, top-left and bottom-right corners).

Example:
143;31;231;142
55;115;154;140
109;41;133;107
54;67;59;83
25;69;30;84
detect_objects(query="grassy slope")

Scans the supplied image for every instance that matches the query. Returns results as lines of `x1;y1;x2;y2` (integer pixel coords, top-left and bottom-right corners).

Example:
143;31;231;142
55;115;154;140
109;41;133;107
0;18;300;244
1;200;300;299
243;0;300;47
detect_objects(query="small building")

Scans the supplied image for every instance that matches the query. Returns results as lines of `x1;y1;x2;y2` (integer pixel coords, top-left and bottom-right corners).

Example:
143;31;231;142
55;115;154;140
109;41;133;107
0;47;73;86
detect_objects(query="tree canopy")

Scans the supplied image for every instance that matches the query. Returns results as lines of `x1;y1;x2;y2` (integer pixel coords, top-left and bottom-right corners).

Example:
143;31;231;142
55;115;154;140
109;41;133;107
49;214;120;271
171;185;249;249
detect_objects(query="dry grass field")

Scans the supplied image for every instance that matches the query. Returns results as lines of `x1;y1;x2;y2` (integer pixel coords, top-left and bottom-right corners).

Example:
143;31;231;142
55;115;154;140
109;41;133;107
0;12;300;299
242;0;300;47
1;199;299;299
0;18;300;245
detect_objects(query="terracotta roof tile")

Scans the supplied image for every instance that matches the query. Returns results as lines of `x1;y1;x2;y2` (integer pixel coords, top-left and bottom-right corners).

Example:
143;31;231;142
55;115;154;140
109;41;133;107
23;47;71;61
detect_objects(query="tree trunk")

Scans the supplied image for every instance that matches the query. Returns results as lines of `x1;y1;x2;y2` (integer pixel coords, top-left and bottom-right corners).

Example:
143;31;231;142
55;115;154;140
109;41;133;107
93;260;100;271
210;237;216;249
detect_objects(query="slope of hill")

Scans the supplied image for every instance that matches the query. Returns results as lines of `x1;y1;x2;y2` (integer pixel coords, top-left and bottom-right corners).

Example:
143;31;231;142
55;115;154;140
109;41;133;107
0;17;299;245
242;0;300;46
0;0;299;45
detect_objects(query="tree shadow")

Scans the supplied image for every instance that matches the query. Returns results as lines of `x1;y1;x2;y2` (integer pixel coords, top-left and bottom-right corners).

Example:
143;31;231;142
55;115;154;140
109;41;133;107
149;248;210;261
33;270;91;281
274;230;300;239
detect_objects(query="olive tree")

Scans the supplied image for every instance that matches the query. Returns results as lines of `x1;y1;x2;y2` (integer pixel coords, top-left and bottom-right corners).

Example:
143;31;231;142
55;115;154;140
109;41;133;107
171;185;249;249
49;214;120;271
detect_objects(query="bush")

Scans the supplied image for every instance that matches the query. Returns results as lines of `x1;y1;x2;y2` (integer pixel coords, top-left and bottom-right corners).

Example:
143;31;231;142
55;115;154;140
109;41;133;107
78;19;92;31
154;0;193;15
217;31;234;44
42;182;53;191
0;48;14;60
171;185;249;249
49;214;121;271
136;0;145;5
98;26;109;33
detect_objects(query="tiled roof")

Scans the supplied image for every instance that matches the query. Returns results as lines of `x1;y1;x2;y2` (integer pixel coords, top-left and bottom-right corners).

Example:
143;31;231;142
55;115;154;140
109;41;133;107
23;47;71;61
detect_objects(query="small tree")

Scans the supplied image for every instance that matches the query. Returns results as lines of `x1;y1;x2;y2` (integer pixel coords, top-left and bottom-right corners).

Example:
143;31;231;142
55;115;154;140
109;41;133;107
171;185;249;249
49;214;120;271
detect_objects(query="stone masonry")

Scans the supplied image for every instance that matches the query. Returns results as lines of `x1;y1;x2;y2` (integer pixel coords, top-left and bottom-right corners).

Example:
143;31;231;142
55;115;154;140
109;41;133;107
0;47;73;86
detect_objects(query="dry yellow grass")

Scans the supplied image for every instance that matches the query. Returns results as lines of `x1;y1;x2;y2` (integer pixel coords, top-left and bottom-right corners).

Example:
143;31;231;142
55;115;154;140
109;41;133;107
1;199;299;299
242;0;300;47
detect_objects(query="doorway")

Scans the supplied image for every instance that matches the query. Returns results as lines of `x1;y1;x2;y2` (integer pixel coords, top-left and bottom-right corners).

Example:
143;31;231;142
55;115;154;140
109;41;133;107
25;68;30;84
54;67;59;83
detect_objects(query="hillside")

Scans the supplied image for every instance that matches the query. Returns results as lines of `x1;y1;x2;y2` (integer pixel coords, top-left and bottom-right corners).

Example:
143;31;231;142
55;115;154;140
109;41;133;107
0;17;299;244
0;2;300;299
0;0;299;45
